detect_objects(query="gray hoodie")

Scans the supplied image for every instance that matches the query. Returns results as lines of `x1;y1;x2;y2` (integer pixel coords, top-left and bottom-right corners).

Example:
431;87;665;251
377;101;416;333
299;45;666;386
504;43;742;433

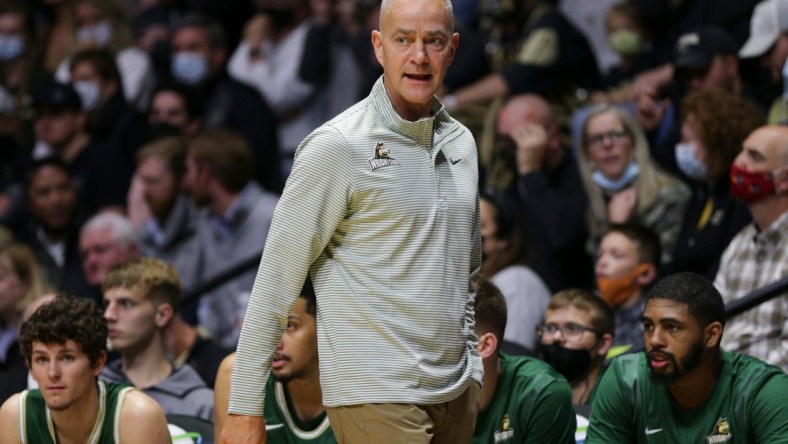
100;359;214;421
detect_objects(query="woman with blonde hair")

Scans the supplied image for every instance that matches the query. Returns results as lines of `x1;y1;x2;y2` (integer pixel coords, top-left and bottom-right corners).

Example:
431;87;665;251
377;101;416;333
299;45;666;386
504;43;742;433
577;104;690;263
0;242;50;404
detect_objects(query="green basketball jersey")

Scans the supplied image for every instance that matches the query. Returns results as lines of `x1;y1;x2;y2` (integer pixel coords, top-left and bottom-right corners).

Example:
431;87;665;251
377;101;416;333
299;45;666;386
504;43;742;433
472;353;576;444
586;351;788;443
19;380;134;444
264;376;336;443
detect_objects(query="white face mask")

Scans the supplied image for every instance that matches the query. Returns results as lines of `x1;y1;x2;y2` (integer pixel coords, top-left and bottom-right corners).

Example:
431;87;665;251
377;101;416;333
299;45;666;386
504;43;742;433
72;80;101;111
76;20;113;47
675;142;707;180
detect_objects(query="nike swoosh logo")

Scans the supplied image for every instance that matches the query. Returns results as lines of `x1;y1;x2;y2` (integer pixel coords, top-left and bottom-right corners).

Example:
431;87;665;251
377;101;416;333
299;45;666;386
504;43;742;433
450;158;462;165
266;424;285;431
645;427;663;435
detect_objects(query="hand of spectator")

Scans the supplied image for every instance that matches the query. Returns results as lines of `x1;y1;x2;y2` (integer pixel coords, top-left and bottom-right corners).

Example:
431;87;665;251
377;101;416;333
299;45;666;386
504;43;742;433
512;122;548;175
244;14;272;55
628;63;674;102
137;24;169;52
219;414;266;444
607;187;637;223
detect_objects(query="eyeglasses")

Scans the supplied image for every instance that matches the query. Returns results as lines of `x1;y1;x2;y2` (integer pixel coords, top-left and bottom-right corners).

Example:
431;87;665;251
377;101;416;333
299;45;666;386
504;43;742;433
587;128;628;148
536;323;597;340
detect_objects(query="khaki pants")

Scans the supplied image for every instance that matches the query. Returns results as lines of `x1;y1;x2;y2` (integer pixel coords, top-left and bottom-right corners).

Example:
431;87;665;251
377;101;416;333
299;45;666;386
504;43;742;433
326;382;481;444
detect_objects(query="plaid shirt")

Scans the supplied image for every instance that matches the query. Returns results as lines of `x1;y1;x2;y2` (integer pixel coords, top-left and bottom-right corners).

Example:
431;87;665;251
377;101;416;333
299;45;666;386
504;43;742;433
714;211;788;371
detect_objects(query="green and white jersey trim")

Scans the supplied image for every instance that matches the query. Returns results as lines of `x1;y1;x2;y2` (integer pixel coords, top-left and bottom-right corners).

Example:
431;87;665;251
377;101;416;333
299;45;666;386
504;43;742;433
19;380;132;444
274;381;331;440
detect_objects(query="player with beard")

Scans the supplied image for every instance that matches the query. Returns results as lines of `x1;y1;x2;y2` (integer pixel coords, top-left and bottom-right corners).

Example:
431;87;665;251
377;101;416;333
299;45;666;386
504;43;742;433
214;279;335;443
585;272;788;443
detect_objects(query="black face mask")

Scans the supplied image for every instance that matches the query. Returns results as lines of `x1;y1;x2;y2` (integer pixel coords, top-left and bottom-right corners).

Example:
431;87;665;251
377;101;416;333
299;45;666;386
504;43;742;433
538;342;592;382
149;122;182;139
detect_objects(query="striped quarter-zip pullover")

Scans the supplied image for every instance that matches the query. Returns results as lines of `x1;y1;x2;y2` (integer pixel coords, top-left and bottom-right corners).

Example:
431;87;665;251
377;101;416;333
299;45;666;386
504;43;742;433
229;76;483;415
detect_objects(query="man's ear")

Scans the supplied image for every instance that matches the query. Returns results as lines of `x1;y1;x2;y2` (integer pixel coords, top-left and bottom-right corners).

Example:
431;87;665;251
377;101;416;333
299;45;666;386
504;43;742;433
92;351;107;376
476;332;498;360
636;263;657;286
371;30;384;67
595;332;614;359
704;321;723;348
448;32;460;62
154;302;174;329
774;164;788;193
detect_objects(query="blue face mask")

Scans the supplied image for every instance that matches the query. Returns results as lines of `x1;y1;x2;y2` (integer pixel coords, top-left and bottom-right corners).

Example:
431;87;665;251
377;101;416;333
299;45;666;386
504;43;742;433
0;35;25;62
675;142;707;180
171;52;209;85
592;162;640;192
76;20;113;47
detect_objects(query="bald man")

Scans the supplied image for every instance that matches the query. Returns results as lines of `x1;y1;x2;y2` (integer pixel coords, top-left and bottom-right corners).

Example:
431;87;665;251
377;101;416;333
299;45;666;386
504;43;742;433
495;94;593;292
714;125;788;371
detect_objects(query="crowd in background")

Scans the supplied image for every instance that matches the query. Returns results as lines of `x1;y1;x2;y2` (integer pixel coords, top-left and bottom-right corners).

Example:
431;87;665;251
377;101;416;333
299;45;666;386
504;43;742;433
0;0;786;421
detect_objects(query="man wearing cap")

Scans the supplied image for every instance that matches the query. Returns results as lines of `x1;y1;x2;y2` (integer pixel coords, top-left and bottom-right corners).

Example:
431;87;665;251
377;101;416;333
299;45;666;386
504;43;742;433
648;26;748;174
673;26;744;96
30;79;132;214
739;0;788;125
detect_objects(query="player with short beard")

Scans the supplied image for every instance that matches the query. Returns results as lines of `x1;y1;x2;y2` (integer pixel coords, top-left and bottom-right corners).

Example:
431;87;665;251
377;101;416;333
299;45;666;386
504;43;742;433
214;279;335;443
586;272;788;443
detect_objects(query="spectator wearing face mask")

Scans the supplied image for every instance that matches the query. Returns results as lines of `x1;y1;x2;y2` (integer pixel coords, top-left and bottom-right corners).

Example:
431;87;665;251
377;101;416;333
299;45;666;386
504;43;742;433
53;0;155;112
661;90;763;280
577;104;690;263
68;48;148;164
0;6;48;157
146;84;203;141
538;289;615;407
594;223;660;354
169;14;282;194
28;80;133;215
714;125;788;371
595;2;667;104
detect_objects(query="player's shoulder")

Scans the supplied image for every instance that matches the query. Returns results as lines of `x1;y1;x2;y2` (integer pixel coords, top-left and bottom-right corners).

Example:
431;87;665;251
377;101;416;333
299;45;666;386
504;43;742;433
0;392;22;444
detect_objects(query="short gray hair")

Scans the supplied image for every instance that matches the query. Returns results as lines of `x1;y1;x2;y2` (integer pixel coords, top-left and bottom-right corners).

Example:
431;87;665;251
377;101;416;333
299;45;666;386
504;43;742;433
80;211;136;250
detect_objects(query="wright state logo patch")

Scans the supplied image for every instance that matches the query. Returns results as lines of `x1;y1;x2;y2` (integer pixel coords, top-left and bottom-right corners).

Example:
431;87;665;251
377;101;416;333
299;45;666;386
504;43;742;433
705;417;732;444
369;142;400;171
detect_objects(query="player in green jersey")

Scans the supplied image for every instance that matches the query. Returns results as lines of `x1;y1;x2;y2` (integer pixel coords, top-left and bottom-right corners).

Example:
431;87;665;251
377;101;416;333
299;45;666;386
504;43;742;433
215;279;335;443
586;272;788;443
0;295;170;444
472;275;576;444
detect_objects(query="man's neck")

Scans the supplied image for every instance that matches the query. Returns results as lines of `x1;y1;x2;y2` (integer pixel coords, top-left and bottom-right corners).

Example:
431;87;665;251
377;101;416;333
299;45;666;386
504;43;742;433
210;187;242;218
479;357;501;412
165;317;198;364
749;197;788;231
667;355;721;411
571;362;603;405
50;382;100;444
285;374;324;423
620;289;643;310
120;336;172;389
